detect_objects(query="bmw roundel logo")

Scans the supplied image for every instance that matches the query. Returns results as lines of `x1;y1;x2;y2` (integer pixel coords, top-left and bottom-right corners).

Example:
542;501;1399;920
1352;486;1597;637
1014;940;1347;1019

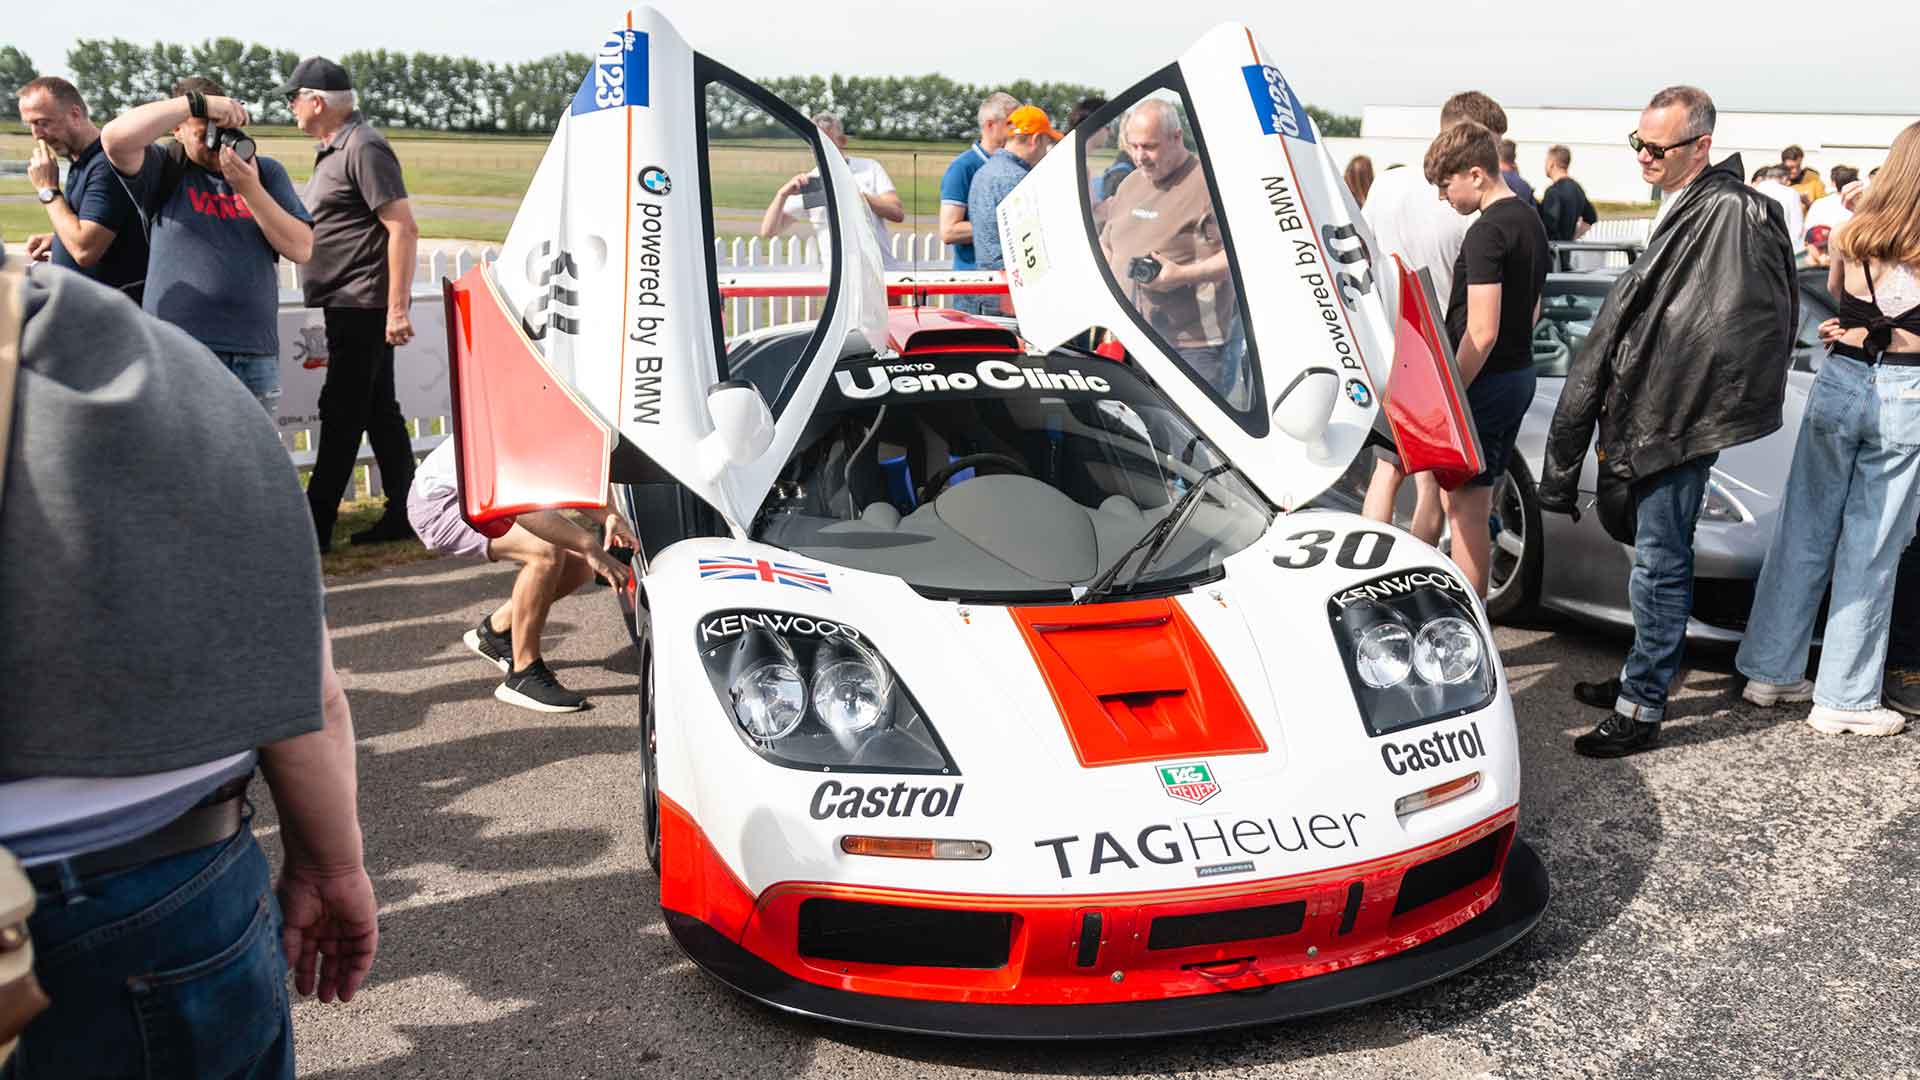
1345;379;1373;408
639;166;672;195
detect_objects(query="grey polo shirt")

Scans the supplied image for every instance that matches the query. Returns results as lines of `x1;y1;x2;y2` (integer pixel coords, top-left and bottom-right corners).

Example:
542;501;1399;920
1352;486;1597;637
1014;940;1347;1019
301;112;409;309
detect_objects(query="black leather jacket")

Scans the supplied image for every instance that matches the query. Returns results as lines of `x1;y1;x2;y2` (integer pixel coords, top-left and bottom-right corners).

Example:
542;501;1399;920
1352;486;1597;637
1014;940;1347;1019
1539;153;1797;511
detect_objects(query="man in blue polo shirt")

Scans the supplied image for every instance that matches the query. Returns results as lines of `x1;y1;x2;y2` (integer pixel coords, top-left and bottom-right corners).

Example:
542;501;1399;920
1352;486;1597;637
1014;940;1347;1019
18;77;149;304
939;92;1018;270
102;76;313;418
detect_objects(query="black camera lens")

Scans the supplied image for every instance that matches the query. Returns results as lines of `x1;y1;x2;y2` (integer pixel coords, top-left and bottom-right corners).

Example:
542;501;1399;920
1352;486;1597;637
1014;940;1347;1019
1127;254;1162;283
215;128;256;162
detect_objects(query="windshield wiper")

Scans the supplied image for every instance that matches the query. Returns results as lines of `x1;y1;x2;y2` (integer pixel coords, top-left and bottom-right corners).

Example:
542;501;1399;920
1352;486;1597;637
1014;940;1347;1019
1075;463;1233;605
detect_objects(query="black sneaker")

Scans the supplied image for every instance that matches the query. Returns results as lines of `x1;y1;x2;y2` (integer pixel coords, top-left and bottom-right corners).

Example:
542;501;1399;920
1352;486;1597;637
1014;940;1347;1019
1573;711;1661;758
463;615;512;672
496;659;588;713
1885;668;1920;717
350;514;416;545
1573;677;1622;710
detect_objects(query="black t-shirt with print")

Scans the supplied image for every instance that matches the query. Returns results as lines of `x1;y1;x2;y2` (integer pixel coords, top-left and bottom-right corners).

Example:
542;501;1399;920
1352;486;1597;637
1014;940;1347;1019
1446;196;1551;377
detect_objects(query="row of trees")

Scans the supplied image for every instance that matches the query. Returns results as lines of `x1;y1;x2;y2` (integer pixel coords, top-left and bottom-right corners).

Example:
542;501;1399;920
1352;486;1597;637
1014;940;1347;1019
1;38;1361;139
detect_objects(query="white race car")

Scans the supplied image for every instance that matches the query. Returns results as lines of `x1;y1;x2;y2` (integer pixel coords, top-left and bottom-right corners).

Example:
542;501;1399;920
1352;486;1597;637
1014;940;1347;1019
443;8;1549;1038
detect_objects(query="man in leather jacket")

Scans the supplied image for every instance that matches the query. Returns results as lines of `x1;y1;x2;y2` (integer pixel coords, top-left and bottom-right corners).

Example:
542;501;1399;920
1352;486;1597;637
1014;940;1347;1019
1538;85;1797;758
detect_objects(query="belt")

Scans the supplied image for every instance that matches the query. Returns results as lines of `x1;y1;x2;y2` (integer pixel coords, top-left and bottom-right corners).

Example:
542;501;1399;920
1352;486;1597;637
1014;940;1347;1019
1832;342;1920;366
26;781;248;891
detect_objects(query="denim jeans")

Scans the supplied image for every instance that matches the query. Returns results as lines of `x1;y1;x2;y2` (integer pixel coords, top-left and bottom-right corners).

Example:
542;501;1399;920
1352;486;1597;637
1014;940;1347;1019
1887;535;1920;671
5;826;294;1080
1616;457;1717;722
1737;352;1920;709
213;351;282;422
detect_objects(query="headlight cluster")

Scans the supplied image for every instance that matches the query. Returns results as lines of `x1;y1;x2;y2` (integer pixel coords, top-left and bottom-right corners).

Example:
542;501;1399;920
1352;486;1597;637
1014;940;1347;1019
1328;570;1496;735
697;609;955;773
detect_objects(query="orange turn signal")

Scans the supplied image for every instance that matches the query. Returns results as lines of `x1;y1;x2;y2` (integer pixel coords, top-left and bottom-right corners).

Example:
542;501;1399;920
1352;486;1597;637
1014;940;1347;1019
839;836;993;860
1394;771;1482;818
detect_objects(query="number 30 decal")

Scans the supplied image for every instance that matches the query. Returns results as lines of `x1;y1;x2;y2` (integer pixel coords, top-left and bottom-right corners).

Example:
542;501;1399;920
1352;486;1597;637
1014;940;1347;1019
1274;529;1394;571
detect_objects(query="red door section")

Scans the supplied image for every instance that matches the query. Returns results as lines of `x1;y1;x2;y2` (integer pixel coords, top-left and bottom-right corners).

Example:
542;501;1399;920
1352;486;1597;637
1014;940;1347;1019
1009;600;1267;768
1383;255;1486;491
443;266;613;530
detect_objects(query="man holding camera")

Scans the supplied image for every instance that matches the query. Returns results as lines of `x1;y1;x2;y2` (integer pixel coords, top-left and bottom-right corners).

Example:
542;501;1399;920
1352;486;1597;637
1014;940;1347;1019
1099;99;1240;401
101;76;313;417
282;57;423;551
17;77;150;303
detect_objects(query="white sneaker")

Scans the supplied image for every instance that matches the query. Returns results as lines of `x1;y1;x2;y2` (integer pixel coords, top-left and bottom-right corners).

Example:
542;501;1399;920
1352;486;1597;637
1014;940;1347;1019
1742;678;1815;707
1806;705;1907;737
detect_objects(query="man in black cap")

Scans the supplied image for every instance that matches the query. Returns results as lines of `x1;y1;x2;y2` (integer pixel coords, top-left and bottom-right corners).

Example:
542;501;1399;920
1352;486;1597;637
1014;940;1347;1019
281;56;422;551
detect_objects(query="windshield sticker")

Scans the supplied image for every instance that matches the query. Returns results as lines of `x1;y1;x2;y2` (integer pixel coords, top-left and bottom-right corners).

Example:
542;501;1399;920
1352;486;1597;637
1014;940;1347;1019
834;359;1112;401
1004;196;1051;289
1242;63;1314;142
571;29;649;115
697;555;831;592
1157;761;1221;805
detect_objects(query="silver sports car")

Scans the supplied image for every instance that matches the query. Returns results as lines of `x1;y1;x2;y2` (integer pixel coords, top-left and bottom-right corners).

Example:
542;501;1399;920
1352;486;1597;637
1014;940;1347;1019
1324;258;1834;643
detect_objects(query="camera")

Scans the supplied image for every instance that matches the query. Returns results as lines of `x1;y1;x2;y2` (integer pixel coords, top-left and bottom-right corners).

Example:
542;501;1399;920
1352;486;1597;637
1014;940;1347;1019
1127;254;1162;284
204;126;256;163
797;175;827;210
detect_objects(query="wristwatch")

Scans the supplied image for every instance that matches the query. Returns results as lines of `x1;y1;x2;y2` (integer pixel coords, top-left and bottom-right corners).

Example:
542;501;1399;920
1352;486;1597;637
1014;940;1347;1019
36;187;59;205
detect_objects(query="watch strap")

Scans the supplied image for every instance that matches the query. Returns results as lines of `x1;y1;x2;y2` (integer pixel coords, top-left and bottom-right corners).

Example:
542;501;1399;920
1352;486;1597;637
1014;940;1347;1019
186;90;207;119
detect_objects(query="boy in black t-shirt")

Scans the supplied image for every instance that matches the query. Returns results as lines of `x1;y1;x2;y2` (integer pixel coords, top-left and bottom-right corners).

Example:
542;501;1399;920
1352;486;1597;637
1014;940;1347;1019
1422;121;1550;597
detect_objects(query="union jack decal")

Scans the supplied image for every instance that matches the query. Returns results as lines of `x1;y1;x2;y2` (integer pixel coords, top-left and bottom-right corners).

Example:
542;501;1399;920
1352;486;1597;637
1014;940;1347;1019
697;555;832;593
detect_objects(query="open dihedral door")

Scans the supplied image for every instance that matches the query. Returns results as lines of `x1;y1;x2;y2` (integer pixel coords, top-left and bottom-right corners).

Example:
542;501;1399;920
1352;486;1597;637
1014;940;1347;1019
997;22;1480;509
445;6;887;535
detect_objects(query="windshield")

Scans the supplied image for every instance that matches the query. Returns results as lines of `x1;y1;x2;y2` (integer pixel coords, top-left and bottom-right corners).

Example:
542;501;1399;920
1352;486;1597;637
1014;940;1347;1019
750;341;1273;599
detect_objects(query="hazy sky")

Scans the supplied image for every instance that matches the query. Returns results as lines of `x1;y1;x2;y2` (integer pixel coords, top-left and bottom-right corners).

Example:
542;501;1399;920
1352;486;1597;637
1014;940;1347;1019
13;0;1920;117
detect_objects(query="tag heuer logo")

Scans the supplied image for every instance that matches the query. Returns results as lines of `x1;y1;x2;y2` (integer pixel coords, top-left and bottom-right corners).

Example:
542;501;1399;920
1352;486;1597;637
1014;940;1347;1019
1157;761;1220;805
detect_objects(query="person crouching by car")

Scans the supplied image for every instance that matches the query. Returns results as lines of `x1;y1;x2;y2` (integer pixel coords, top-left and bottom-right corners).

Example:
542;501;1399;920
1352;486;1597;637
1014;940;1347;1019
99;77;313;418
1538;85;1797;759
405;439;640;713
1736;120;1920;738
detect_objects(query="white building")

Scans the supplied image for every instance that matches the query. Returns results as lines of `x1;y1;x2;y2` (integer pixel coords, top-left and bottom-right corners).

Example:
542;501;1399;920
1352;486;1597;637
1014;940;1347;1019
1327;105;1913;205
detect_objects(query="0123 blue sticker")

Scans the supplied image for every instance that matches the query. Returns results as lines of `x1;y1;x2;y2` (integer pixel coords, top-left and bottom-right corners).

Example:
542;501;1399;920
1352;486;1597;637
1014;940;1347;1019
571;29;649;115
1242;64;1315;143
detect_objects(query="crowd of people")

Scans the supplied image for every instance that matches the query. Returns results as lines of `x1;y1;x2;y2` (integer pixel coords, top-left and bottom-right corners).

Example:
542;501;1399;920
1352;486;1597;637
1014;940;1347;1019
1;55;1917;1079
1344;89;1920;753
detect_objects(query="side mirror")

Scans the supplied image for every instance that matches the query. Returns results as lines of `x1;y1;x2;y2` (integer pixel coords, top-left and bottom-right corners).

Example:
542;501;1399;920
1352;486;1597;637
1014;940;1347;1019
1272;367;1340;463
700;380;774;476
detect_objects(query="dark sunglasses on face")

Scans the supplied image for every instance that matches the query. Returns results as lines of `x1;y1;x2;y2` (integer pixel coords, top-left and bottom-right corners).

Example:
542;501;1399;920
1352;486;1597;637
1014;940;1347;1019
1628;130;1705;160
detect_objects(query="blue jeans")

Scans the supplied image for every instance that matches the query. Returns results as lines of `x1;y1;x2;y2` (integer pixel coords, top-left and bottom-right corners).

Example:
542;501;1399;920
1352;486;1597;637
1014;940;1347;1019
6;826;294;1080
1617;458;1716;722
214;351;282;421
1737;353;1920;709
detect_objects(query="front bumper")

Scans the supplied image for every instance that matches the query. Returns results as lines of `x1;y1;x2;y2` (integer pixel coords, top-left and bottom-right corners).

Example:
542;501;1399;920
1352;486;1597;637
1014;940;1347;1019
666;837;1548;1039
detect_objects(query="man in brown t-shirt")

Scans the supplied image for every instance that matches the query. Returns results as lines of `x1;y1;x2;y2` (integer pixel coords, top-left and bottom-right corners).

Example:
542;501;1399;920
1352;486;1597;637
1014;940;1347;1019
280;56;422;550
1100;99;1242;401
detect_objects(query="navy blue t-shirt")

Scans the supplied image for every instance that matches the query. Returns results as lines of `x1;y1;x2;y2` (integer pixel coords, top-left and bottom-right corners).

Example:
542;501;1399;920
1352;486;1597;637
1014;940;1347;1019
119;144;311;356
52;138;149;299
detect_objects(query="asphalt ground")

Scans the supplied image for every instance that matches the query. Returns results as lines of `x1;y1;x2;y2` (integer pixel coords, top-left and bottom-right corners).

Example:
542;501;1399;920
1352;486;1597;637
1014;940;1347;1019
277;556;1920;1079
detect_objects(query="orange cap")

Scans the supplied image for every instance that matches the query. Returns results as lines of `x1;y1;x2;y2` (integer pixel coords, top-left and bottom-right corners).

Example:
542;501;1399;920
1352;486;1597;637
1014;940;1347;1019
1006;104;1065;141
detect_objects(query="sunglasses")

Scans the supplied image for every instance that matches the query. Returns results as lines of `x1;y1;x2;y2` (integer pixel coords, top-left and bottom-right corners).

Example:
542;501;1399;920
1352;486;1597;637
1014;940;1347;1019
1628;130;1705;160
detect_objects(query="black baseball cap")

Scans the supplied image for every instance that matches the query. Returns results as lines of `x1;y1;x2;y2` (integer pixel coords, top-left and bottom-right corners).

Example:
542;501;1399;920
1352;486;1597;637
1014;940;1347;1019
275;57;352;96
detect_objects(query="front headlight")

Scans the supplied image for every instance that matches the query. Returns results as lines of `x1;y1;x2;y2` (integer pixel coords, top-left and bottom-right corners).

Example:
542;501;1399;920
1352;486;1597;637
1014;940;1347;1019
1328;570;1496;735
698;609;955;774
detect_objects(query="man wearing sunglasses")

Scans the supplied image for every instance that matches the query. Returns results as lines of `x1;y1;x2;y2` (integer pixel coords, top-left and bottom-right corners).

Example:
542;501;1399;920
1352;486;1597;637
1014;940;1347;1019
1539;85;1798;758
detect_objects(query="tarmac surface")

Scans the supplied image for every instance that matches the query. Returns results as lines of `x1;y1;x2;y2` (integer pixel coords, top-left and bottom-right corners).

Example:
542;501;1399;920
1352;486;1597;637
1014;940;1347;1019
278;556;1920;1079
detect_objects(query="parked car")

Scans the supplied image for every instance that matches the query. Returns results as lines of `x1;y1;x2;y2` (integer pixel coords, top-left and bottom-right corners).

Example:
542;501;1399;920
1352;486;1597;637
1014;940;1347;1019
1323;254;1833;642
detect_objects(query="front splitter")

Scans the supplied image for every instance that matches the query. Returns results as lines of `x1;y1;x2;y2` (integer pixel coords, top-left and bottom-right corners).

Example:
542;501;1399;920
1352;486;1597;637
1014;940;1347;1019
665;837;1550;1040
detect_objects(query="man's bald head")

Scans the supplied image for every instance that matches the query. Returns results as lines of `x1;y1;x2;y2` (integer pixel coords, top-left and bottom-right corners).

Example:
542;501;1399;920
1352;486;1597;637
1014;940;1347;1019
1124;99;1189;182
